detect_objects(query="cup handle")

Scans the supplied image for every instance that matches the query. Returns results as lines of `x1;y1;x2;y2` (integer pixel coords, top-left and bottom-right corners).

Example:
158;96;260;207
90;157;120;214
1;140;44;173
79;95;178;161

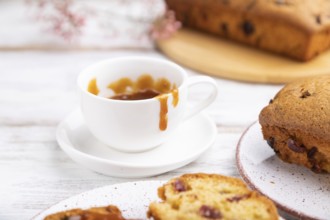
183;76;218;120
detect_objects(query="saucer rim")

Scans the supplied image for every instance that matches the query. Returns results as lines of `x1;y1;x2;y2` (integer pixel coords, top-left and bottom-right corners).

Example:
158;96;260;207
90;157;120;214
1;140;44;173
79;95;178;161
56;109;217;169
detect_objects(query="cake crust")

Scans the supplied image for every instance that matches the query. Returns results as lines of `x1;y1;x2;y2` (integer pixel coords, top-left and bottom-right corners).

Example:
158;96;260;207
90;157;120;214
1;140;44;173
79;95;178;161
44;205;126;220
259;75;330;173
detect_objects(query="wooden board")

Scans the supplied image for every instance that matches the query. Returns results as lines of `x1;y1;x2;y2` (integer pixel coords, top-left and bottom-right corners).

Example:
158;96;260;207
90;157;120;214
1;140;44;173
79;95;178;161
157;29;330;84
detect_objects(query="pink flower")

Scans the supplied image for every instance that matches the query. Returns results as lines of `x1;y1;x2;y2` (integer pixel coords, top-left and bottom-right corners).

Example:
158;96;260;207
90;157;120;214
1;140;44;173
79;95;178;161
150;10;181;40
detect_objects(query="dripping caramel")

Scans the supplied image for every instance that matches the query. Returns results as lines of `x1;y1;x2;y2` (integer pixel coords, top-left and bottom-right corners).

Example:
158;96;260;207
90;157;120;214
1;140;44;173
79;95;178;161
87;78;99;95
87;74;179;131
157;94;169;131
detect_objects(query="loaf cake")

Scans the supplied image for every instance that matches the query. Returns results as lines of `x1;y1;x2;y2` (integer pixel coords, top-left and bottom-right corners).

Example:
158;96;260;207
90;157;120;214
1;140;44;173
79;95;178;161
259;75;330;173
165;0;330;61
148;173;279;220
44;205;126;220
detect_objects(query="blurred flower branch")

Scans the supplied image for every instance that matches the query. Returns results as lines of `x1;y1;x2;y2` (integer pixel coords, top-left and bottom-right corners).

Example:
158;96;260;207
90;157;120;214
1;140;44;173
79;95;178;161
26;0;181;43
150;10;181;40
26;0;87;40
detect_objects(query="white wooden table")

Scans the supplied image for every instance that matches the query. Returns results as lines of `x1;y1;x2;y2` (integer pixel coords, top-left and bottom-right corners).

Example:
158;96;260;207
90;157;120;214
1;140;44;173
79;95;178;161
0;0;304;219
0;49;283;219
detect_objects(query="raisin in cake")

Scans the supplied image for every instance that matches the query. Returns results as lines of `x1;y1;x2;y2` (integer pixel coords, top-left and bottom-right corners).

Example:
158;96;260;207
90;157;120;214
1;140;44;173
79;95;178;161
165;0;330;61
259;75;330;173
44;205;126;220
148;173;279;220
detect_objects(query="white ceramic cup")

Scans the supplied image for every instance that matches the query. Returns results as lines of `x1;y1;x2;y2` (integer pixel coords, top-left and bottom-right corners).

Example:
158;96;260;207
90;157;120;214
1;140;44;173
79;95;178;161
78;57;218;152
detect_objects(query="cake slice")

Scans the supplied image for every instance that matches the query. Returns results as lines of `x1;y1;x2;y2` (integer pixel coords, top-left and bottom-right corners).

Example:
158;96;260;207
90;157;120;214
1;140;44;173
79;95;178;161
148;173;279;220
44;205;126;220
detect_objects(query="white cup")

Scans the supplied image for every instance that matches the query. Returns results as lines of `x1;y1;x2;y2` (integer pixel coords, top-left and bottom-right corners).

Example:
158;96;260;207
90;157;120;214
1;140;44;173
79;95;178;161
78;57;218;152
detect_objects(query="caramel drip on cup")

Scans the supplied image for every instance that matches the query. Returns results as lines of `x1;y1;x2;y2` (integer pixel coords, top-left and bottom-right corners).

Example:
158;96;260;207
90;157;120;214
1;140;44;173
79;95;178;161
108;78;133;94
87;74;180;131
87;78;99;95
157;86;179;131
171;87;179;107
157;94;169;131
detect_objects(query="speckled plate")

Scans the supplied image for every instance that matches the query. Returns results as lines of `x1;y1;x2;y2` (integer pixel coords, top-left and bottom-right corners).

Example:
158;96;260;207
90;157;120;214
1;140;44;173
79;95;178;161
32;181;164;219
32;180;286;220
237;122;330;220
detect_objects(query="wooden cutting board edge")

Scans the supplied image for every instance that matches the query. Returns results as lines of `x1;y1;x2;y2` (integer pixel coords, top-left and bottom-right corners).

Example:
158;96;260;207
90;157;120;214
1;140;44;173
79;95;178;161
156;29;330;84
157;42;281;84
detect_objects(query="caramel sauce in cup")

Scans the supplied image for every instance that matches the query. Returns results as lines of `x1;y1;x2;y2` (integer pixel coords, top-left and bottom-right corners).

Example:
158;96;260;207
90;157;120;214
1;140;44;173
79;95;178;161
87;74;179;131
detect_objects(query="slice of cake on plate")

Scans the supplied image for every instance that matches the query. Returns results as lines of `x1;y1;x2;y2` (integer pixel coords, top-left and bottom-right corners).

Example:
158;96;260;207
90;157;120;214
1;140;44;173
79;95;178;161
148;173;279;220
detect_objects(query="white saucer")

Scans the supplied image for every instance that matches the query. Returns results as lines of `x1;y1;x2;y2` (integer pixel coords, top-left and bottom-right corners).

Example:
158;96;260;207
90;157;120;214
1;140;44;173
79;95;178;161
56;109;216;178
236;122;330;220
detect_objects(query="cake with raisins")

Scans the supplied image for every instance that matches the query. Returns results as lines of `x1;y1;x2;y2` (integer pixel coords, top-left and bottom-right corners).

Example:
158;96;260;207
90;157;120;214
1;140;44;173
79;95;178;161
44;205;126;220
148;173;279;220
165;0;330;61
259;75;330;173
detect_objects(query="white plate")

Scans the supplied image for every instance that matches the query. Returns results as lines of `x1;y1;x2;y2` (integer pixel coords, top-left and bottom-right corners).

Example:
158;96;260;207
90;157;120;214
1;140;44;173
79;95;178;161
32;180;164;219
32;180;286;220
56;109;216;178
236;122;330;220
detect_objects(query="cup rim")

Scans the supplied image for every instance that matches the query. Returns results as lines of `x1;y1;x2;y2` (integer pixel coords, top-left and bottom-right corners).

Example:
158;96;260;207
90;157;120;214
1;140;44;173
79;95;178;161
77;56;188;103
